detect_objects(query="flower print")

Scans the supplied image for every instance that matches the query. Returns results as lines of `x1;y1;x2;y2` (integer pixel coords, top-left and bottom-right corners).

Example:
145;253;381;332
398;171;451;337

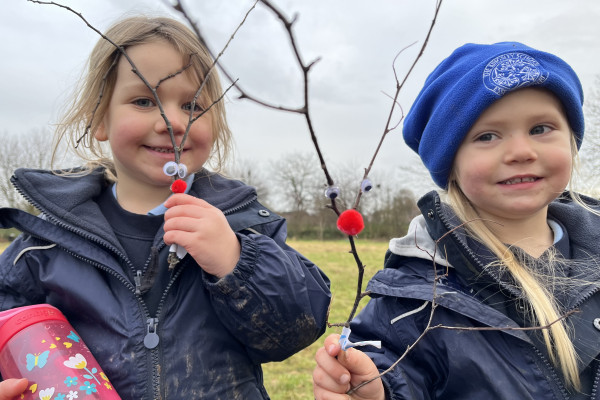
100;372;109;382
79;382;97;395
66;391;78;400
63;354;87;369
38;387;54;400
104;382;113;390
64;376;78;387
55;394;66;400
65;354;101;385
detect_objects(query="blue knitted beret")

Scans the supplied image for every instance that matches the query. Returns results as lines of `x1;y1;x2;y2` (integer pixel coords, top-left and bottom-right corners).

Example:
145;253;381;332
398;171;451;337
403;42;584;188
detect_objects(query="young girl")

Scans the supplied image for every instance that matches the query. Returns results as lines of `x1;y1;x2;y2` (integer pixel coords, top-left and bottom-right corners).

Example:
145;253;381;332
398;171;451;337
313;42;600;399
0;16;331;399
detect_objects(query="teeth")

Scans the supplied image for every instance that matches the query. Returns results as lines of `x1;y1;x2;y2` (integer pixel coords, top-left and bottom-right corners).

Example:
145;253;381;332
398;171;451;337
150;147;174;153
503;177;536;185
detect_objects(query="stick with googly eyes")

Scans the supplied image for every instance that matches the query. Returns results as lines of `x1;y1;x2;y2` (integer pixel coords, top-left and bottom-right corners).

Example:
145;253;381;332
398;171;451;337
164;161;189;270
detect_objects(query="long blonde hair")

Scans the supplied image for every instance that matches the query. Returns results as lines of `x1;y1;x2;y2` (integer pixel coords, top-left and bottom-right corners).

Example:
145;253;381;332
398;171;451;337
446;134;583;390
52;16;232;178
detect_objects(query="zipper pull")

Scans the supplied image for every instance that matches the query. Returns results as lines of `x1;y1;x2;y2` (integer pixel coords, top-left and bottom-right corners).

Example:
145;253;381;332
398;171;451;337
144;318;160;349
134;270;143;295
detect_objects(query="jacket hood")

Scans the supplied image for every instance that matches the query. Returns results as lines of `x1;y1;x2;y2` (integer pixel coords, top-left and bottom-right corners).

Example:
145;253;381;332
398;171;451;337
388;214;451;268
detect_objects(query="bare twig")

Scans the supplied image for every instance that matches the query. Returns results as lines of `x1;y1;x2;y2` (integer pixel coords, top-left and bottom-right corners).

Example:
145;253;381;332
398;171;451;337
352;0;443;210
172;0;336;190
339;0;445;326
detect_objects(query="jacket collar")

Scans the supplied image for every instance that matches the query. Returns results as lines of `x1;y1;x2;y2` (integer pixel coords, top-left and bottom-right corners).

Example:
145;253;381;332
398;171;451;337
9;167;258;255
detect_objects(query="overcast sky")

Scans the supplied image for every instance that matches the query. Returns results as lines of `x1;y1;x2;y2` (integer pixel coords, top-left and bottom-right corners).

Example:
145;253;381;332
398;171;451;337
2;0;599;192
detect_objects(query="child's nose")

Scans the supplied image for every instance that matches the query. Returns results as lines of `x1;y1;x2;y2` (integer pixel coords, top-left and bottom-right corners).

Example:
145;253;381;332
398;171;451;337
156;106;187;137
504;134;538;163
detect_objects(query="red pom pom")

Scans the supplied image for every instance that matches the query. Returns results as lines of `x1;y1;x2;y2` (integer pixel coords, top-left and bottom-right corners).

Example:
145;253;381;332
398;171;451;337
336;209;364;236
170;179;187;193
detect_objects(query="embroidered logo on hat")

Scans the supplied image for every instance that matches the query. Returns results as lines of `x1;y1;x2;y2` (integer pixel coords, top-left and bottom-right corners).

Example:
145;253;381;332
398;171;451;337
483;52;549;96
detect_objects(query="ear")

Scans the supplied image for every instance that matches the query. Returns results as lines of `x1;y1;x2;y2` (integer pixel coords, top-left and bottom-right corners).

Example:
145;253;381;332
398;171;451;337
95;121;108;142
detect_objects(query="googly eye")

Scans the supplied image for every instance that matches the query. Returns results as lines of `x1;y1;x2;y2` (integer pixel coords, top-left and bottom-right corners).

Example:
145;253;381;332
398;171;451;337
361;178;373;192
324;186;340;199
177;163;188;179
163;161;178;176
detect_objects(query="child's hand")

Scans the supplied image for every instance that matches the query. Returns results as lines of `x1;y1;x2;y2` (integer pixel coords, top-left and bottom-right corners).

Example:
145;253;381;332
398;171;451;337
313;334;385;400
164;193;240;278
0;378;28;400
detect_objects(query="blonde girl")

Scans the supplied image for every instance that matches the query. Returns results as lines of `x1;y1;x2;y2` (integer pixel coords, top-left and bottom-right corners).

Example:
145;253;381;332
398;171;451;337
313;42;600;400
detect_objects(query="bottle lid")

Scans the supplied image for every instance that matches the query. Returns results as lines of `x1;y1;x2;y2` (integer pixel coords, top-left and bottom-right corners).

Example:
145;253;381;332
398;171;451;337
0;304;67;352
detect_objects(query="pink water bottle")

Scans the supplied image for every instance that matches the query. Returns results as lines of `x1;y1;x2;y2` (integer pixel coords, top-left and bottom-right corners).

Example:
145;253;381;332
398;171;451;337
0;304;120;399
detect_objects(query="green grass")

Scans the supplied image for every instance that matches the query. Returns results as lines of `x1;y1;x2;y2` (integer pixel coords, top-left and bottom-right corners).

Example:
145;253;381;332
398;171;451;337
263;239;388;399
0;239;389;398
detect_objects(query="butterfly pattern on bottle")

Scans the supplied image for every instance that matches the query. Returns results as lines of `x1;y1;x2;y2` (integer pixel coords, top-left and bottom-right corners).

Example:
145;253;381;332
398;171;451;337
19;330;118;399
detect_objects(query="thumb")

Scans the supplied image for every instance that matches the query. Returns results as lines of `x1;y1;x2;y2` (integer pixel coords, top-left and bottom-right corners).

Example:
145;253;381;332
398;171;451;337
336;347;379;378
323;333;379;380
0;378;28;399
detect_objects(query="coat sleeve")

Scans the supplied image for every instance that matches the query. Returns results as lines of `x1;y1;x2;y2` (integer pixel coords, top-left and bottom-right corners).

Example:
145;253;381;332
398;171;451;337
201;217;331;363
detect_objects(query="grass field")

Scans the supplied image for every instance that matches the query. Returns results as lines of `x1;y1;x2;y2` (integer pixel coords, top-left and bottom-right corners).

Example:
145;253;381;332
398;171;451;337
0;239;389;399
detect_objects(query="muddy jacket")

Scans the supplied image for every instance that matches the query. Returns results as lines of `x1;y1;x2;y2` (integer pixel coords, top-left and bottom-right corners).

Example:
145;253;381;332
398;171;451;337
351;191;600;400
0;167;331;399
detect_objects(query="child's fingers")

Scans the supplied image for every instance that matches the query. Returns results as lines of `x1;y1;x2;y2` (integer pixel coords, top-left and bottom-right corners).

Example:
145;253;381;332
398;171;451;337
314;383;353;400
323;333;342;356
314;334;356;397
314;346;351;390
323;334;376;378
0;378;28;400
336;347;377;377
164;193;209;209
318;333;385;399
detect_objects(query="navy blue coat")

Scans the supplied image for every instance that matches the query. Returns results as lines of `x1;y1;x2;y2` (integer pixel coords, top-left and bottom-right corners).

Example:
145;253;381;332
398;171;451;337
0;168;331;399
351;191;600;399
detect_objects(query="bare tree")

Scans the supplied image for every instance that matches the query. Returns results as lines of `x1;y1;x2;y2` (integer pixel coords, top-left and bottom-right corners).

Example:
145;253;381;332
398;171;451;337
270;152;322;213
1;129;57;211
223;157;272;206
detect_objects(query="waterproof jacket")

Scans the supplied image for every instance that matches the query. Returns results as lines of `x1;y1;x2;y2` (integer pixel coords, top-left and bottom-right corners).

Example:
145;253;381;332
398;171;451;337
0;167;331;399
350;191;600;400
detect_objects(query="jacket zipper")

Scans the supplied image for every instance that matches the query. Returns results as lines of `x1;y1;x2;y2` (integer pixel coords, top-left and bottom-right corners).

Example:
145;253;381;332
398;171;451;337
533;347;571;399
222;195;257;216
61;249;162;397
591;363;600;399
144;262;186;399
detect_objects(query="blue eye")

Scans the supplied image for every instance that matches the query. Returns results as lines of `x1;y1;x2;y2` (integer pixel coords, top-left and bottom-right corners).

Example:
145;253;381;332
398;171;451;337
183;102;204;113
476;133;496;142
134;98;155;108
531;125;551;135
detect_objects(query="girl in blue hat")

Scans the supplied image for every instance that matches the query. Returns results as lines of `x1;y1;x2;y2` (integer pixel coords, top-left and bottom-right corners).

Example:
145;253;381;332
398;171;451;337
313;42;600;399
